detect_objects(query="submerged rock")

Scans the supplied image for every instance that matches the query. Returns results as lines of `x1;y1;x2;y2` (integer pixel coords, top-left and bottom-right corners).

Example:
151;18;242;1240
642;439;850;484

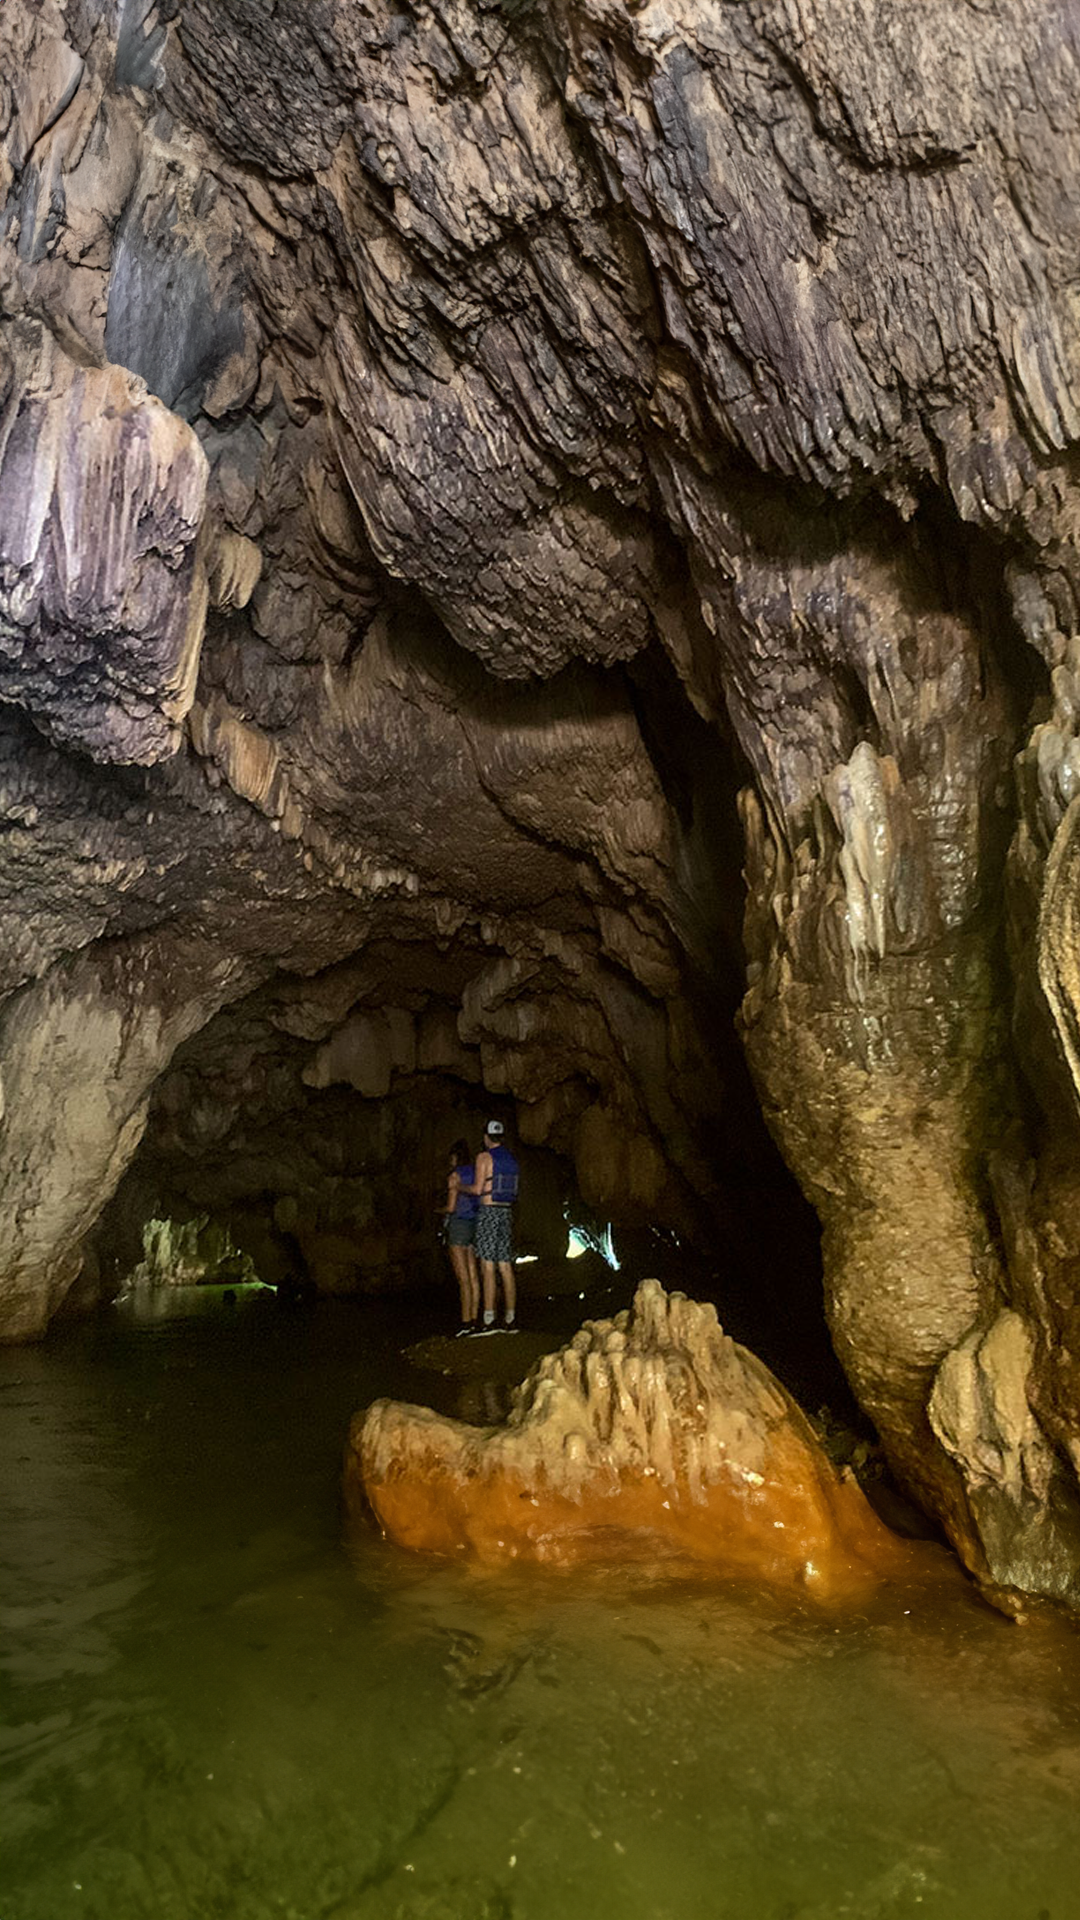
347;1282;922;1597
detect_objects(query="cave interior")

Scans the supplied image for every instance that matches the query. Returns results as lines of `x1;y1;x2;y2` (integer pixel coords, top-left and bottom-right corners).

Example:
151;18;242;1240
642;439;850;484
4;0;1080;1610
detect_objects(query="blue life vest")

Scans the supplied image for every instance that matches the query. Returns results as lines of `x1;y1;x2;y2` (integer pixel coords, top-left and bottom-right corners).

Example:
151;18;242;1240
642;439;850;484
487;1144;519;1206
454;1164;478;1219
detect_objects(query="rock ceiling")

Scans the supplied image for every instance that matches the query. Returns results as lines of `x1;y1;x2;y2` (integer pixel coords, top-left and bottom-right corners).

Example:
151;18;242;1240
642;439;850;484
3;0;1080;1603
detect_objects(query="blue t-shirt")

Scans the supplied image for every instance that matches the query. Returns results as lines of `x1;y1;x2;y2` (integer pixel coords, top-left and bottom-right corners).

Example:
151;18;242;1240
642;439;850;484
453;1165;478;1219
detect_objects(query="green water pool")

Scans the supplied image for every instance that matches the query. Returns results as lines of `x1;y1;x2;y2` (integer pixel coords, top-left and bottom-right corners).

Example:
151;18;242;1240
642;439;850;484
2;1286;1078;1920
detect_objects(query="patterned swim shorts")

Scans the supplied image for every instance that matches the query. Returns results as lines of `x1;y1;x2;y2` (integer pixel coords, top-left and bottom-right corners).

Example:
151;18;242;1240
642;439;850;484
474;1206;514;1264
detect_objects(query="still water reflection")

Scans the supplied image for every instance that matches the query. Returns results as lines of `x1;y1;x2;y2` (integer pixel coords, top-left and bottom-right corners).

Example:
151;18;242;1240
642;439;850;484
2;1286;1079;1920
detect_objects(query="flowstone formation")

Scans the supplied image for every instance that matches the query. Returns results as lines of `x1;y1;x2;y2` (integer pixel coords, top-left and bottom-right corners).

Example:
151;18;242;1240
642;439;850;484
3;0;1080;1607
350;1281;921;1595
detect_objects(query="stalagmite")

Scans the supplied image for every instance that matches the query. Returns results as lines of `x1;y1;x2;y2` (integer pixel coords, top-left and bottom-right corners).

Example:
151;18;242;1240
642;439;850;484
347;1282;924;1598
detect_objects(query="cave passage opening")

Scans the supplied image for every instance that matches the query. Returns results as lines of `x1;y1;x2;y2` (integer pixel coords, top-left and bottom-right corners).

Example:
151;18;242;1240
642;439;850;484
55;576;863;1420
83;907;850;1425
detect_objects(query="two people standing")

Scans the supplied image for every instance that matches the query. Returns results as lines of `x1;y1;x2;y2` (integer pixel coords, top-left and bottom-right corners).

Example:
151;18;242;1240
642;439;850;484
471;1119;518;1331
442;1119;519;1334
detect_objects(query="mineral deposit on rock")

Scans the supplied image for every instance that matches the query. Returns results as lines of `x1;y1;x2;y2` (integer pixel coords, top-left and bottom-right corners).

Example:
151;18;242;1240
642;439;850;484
348;1282;921;1597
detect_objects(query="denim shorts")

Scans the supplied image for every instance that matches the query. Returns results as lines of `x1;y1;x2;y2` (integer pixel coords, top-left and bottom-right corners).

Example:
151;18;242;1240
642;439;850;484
446;1216;475;1248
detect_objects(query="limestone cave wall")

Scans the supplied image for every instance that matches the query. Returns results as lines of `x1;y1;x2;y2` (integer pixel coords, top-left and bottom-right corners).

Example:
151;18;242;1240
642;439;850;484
4;0;1080;1604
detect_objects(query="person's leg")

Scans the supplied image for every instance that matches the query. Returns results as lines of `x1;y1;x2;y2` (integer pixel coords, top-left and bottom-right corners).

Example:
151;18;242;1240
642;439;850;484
492;1209;516;1324
474;1211;499;1327
480;1258;497;1322
449;1243;471;1324
464;1247;481;1323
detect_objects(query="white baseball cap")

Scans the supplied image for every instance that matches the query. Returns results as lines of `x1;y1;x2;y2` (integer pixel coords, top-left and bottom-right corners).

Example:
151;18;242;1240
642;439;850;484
485;1119;505;1136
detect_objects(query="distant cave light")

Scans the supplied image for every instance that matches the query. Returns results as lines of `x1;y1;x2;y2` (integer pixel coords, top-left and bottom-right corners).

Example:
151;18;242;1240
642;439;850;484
565;1223;621;1270
124;1215;262;1290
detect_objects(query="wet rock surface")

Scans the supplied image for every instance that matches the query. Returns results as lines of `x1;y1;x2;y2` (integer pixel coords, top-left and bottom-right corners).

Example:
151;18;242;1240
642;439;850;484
350;1281;926;1596
2;0;1080;1602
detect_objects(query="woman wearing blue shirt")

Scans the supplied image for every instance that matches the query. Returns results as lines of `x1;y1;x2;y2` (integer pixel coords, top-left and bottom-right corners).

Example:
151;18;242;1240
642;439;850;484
443;1138;480;1334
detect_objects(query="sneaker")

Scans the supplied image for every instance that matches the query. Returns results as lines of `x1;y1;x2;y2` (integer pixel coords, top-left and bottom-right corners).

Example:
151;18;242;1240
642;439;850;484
502;1321;519;1333
475;1323;501;1337
456;1325;476;1338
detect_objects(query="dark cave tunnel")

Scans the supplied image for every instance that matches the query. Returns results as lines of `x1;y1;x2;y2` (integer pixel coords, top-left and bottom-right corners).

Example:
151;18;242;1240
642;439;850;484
80;681;848;1421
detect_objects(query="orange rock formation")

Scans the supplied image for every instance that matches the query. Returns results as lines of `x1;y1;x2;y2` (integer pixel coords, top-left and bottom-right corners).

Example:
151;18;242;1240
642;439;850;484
346;1281;923;1597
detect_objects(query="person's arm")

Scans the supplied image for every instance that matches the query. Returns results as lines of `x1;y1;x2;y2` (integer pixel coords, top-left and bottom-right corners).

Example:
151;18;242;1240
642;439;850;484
463;1151;491;1198
442;1171;460;1216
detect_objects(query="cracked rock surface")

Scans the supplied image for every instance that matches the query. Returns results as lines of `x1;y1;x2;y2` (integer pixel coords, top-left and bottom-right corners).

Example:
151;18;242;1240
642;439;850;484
4;0;1080;1604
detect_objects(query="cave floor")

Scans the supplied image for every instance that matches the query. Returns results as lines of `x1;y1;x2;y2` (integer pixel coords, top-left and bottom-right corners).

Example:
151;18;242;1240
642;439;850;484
2;1286;1079;1920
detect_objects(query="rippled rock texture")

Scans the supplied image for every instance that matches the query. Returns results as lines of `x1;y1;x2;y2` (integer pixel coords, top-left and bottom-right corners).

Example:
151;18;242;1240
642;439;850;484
4;0;1080;1604
350;1281;919;1595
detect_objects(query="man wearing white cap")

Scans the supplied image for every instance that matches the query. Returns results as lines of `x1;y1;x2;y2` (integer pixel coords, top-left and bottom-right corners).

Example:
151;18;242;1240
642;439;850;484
468;1119;520;1331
